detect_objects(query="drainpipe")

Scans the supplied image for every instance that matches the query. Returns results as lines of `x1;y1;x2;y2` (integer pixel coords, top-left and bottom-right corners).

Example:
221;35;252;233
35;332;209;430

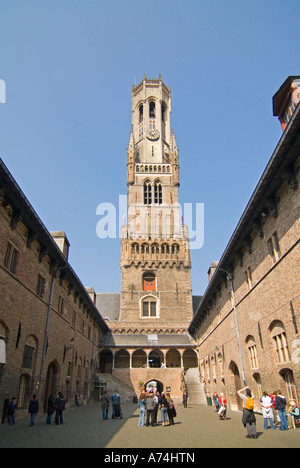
220;269;247;386
38;265;66;392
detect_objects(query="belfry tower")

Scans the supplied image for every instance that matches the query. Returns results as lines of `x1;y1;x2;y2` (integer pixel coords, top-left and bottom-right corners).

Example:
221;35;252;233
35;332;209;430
120;75;193;333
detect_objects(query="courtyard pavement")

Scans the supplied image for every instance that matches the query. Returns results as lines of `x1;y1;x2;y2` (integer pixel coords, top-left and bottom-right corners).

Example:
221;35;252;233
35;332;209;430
0;401;299;449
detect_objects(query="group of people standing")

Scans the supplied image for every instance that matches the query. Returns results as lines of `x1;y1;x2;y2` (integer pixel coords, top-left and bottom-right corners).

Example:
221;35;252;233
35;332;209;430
5;392;66;426
213;386;300;440
100;390;122;420
138;391;176;427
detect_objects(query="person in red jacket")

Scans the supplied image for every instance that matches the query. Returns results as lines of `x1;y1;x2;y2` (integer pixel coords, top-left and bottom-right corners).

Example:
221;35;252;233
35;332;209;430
218;393;227;420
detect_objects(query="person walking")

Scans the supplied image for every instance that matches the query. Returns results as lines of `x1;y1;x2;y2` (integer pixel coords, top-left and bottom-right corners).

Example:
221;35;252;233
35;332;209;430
28;394;39;426
100;391;110;420
260;392;276;431
275;390;288;431
160;392;169;427
167;394;176;426
146;392;155;427
7;397;17;425
237;387;257;439
138;393;146;427
111;390;121;420
183;390;188;408
46;394;55;425
54;392;66;425
153;392;160;425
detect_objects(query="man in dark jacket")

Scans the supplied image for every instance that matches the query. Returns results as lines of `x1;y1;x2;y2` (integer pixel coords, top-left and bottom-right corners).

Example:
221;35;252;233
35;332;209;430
275;390;288;431
54;392;66;425
28;394;39;426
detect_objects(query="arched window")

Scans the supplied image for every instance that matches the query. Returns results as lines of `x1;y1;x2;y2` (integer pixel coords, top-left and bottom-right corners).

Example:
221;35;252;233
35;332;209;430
270;321;290;364
154;180;162;205
161;102;167;122
246;335;259;369
141;296;158;318
149;101;156;118
139;104;143;123
144;180;152;205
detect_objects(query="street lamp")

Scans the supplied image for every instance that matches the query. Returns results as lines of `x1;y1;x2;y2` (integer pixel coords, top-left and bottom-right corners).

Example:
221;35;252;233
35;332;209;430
219;268;247;386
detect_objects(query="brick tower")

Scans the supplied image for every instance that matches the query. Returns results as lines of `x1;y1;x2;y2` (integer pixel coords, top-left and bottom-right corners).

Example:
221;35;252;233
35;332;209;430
120;74;193;333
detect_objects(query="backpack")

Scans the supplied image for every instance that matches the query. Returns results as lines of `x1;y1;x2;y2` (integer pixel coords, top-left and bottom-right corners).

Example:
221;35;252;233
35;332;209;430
245;397;254;411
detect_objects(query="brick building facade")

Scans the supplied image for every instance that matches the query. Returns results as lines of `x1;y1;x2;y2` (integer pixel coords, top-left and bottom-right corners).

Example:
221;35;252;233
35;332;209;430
189;77;300;411
0;161;109;419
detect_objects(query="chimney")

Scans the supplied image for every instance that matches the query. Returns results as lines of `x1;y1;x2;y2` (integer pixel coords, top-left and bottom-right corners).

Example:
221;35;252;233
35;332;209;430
208;262;218;282
50;231;70;261
86;287;96;305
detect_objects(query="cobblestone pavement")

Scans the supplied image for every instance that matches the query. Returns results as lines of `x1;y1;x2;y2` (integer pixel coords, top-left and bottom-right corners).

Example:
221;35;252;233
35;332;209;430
0;402;299;449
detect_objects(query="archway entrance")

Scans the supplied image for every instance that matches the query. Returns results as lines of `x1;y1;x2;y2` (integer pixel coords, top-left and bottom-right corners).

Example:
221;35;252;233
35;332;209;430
144;379;163;394
44;361;59;412
228;361;243;411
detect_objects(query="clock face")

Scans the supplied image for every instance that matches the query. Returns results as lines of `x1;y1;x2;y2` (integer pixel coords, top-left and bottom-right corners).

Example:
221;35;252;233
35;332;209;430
146;128;160;140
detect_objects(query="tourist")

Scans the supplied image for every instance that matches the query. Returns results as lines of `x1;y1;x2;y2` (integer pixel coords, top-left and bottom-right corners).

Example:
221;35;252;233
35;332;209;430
153;391;160;425
7;397;17;425
54;392;66;425
237;387;257;439
146;392;155;426
260;392;275;430
166;393;176;425
183;390;188;408
213;393;220;412
275;390;288;431
46;394;55;425
218;393;227;420
288;401;300;427
28;394;39;426
138;393;146;427
111;390;121;420
100;391;110;420
160;392;169;427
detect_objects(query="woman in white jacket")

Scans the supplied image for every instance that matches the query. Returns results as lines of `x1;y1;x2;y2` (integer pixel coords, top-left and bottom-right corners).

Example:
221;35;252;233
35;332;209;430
260;392;276;431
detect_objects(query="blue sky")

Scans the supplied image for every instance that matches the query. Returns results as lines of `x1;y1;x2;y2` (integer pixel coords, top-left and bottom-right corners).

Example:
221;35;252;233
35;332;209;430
0;0;299;296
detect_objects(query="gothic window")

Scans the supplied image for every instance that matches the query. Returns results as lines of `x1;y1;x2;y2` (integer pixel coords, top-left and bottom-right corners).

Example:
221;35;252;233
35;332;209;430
144;180;152;205
161;102;166;122
161;243;169;255
268;232;281;263
4;241;19;274
270;320;290;364
149;101;156;118
246;335;259;369
141;243;149;254
172;243;180;254
154;180;162;205
139;104;143;123
132;243;139;254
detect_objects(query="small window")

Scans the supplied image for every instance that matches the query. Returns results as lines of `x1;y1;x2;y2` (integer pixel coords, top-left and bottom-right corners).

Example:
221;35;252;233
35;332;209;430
22;345;35;369
245;267;253;290
4;242;19;274
37;274;46;298
268;232;281;263
58;296;64;315
142;300;157;317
